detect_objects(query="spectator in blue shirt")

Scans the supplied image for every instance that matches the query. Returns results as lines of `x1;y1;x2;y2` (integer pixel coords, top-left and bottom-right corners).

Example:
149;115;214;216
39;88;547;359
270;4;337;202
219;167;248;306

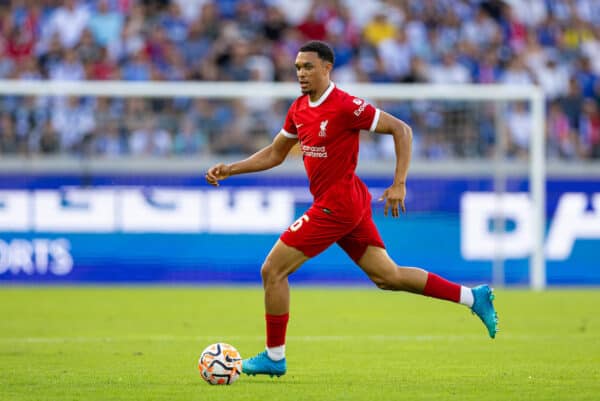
88;0;124;46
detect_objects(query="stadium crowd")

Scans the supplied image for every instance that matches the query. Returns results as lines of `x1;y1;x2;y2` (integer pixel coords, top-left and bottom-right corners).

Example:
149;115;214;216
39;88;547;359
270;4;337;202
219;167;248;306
0;0;599;160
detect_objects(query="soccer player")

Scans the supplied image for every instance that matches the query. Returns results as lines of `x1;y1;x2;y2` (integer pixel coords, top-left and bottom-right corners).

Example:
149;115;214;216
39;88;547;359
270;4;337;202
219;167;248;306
205;41;498;377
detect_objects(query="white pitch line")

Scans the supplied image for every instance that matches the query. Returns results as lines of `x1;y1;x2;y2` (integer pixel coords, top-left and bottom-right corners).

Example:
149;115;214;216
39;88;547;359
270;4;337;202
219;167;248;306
1;335;466;344
0;334;586;344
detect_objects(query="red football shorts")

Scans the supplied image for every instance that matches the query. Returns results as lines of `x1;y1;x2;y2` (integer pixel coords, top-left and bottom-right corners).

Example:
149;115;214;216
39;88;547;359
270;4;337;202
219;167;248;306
280;201;385;263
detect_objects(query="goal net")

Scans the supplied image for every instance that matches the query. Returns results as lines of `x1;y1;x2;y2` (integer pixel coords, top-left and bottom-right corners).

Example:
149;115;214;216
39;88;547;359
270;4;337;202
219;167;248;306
0;80;545;288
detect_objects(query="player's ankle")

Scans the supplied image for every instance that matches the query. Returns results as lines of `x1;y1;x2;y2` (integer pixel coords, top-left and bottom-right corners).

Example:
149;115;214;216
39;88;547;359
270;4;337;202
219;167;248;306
266;345;285;361
460;286;474;307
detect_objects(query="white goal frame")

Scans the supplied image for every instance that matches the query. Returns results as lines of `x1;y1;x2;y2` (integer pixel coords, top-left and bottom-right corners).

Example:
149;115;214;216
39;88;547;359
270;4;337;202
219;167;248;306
0;80;546;289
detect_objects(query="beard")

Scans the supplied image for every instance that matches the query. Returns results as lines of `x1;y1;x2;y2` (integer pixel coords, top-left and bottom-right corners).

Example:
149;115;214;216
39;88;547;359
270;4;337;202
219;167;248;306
300;85;313;96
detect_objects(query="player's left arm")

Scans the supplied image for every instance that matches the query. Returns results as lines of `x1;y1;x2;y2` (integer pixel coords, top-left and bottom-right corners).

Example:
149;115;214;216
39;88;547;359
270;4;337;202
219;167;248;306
372;111;413;217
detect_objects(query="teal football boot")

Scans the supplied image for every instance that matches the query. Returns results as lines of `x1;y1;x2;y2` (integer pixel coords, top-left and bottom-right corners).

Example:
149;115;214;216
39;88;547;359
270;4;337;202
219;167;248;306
471;285;499;339
242;351;287;377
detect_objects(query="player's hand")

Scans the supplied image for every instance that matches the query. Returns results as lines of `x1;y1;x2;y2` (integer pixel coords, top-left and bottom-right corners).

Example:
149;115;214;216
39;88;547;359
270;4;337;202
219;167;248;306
378;183;406;218
205;163;232;187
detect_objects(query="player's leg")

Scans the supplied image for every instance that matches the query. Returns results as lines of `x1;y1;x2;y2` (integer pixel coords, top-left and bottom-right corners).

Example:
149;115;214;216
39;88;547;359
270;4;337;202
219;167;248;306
243;239;309;377
262;239;309;315
356;245;498;338
245;207;350;376
357;245;466;300
337;209;498;338
261;239;308;360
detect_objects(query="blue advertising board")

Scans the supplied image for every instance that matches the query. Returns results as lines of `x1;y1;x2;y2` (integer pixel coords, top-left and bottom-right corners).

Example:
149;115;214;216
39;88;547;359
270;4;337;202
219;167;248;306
0;173;598;285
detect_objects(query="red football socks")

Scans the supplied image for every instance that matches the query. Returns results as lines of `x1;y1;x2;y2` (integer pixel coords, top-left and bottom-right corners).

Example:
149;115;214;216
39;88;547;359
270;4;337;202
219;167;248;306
265;313;289;347
423;272;461;303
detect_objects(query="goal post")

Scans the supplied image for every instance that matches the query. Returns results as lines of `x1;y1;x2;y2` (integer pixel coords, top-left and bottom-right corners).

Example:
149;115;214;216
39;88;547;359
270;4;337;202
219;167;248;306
0;80;546;289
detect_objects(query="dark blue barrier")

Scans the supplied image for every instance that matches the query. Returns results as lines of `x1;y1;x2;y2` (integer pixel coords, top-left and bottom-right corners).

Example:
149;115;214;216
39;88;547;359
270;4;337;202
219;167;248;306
0;174;598;285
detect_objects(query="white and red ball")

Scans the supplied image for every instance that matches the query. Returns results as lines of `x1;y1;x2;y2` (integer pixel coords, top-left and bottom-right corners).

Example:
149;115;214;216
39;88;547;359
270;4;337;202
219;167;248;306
198;343;242;385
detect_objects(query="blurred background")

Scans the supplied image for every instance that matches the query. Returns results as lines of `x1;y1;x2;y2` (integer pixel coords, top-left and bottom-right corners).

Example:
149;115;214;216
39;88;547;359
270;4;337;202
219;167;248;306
0;0;598;287
0;0;599;159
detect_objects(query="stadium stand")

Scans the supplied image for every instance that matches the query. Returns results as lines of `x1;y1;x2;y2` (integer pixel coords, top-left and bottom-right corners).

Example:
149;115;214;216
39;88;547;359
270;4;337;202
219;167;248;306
0;0;598;160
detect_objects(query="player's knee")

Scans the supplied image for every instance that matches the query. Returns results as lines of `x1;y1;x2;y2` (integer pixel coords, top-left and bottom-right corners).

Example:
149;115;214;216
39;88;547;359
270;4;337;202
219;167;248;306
260;258;285;284
371;273;396;291
260;262;273;283
374;279;394;291
372;269;407;291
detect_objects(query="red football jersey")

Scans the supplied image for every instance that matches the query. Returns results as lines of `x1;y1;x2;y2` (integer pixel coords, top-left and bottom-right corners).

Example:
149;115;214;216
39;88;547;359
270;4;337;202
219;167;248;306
281;83;381;200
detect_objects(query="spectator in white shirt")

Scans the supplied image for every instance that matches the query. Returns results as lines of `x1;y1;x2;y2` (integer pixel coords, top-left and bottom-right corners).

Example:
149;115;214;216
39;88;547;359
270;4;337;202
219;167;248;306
94;121;126;157
461;7;500;50
506;102;531;158
51;96;95;153
500;56;534;85
378;28;412;80
503;0;547;26
49;48;85;81
536;58;569;100
43;0;90;49
428;52;470;84
129;118;173;156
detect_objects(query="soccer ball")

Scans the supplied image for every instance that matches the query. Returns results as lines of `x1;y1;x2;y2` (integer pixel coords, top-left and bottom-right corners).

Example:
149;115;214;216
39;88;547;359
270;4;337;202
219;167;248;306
198;343;243;385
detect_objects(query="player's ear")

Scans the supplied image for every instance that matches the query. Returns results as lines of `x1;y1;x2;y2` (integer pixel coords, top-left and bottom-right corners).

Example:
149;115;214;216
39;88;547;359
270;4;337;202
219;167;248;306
323;61;333;74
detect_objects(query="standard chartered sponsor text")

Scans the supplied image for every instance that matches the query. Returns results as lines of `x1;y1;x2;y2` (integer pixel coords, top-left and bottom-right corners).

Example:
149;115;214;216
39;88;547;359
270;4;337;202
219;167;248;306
301;145;328;158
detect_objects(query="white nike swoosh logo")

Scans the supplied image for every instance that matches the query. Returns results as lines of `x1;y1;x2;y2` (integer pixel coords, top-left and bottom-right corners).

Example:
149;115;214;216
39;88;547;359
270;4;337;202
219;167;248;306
296;124;304;128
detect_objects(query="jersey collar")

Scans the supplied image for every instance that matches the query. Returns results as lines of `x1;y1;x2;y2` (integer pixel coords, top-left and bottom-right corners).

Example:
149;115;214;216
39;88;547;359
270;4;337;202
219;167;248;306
308;81;335;108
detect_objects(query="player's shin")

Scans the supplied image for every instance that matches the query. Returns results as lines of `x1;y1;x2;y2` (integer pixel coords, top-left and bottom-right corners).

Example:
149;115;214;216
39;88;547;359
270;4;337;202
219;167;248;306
423;272;473;307
265;313;289;361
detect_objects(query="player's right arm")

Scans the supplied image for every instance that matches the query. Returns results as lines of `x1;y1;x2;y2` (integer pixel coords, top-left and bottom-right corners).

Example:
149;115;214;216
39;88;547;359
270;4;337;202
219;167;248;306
205;131;298;187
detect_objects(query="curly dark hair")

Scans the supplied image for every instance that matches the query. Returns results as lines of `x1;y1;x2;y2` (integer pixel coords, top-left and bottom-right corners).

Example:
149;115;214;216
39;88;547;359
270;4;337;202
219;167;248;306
299;41;335;65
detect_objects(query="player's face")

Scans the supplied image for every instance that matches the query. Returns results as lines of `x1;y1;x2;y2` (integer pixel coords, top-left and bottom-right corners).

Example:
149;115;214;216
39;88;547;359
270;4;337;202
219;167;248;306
295;52;332;96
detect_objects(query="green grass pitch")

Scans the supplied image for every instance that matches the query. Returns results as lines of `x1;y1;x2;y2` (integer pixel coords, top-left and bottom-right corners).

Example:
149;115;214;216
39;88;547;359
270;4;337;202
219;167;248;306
1;287;599;401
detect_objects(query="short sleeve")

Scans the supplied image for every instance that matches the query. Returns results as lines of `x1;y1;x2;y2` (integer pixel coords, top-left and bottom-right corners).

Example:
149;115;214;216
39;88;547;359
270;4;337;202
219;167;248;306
281;101;298;138
345;97;381;132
